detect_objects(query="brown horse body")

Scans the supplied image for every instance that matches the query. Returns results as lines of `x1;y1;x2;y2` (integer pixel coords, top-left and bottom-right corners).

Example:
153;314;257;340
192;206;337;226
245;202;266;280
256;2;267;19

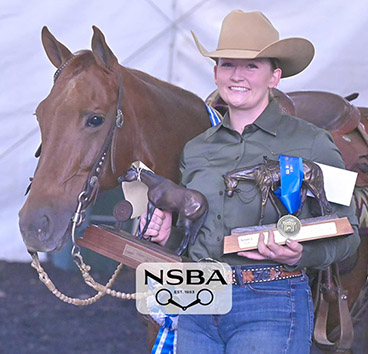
18;27;210;254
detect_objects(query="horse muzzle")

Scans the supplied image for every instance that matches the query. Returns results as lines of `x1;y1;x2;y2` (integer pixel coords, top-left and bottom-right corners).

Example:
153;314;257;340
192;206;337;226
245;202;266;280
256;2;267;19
18;203;72;253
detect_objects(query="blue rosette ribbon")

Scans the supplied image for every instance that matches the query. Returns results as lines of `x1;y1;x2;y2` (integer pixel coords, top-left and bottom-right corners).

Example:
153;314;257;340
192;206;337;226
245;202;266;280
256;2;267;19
150;314;178;354
147;279;178;354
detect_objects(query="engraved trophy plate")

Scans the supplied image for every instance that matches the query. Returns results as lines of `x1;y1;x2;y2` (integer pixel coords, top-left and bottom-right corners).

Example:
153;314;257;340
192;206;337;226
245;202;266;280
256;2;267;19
77;224;190;269
224;216;352;254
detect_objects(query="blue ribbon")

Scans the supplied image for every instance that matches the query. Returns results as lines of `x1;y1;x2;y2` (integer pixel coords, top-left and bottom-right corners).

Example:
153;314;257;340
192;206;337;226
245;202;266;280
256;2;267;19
151;315;178;354
274;155;304;214
147;278;178;354
206;104;222;127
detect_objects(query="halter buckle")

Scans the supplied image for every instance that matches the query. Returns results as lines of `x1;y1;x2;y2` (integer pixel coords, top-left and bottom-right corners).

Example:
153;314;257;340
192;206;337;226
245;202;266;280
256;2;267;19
116;109;124;128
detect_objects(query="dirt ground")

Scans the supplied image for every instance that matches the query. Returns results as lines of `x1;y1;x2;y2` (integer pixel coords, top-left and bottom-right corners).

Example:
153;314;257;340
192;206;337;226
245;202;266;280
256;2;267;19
0;259;149;354
1;256;367;354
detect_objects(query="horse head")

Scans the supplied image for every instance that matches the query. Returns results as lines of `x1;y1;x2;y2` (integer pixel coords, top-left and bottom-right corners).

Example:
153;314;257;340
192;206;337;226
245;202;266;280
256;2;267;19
19;22;211;254
118;166;139;183
223;175;239;197
223;163;265;197
19;26;133;253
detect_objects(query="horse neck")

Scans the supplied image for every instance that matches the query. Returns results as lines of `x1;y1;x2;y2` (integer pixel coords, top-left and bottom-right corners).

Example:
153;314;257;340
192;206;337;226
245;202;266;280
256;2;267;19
234;164;261;181
116;66;210;183
138;169;163;188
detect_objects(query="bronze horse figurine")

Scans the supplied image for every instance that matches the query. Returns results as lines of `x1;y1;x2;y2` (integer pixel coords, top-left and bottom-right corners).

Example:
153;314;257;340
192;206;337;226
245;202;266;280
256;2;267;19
118;166;208;255
223;156;332;225
18;26;211;254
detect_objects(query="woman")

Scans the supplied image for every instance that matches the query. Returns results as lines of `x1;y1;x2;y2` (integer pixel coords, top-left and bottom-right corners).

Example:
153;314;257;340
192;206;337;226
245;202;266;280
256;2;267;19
142;10;360;353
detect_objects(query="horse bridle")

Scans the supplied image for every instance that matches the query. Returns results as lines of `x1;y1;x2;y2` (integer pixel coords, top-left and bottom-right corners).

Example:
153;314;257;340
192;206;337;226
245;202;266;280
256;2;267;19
30;54;125;253
28;57;134;304
70;73;125;256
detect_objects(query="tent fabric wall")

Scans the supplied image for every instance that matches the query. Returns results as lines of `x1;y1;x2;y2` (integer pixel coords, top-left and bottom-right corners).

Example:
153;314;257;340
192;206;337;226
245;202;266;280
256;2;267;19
1;0;368;261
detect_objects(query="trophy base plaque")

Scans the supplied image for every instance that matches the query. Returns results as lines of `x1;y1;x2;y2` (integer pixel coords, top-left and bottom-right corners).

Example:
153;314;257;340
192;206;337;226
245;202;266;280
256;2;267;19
223;216;353;254
77;224;189;269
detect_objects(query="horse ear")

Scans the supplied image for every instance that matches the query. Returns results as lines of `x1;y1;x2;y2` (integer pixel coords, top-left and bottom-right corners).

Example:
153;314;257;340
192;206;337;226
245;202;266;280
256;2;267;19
41;26;73;68
91;26;118;70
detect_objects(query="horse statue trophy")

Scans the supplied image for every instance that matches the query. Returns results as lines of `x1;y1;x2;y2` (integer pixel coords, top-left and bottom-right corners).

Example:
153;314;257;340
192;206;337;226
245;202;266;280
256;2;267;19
117;165;208;256
223;156;332;225
222;154;356;248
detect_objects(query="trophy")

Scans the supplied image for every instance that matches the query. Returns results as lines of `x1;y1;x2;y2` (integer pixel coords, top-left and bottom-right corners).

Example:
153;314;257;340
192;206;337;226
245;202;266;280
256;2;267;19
77;162;207;268
222;155;355;254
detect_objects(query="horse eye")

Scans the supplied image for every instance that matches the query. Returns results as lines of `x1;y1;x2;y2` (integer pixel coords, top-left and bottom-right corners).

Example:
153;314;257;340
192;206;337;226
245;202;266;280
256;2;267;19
86;116;104;127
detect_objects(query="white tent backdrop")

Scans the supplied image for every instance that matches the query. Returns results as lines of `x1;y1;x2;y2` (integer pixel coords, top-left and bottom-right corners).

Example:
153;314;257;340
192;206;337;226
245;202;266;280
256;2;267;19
1;0;368;261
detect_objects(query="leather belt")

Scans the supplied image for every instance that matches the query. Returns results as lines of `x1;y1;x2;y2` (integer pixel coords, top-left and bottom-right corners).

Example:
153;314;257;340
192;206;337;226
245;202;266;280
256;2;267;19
231;265;303;286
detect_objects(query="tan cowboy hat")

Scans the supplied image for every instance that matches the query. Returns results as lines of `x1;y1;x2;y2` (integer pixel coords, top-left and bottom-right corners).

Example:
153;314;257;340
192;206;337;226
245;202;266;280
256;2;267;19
192;10;315;78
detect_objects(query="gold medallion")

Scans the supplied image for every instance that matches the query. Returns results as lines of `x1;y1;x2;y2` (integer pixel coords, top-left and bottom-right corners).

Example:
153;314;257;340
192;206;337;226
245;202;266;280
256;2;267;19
277;215;302;239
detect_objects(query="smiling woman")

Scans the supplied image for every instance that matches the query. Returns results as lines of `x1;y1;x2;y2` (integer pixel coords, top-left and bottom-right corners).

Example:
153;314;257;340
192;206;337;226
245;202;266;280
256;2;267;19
214;57;281;132
141;9;360;354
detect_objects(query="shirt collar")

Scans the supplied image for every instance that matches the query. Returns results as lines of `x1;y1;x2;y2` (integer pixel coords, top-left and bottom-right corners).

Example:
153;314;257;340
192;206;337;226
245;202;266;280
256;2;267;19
204;99;282;140
253;99;282;136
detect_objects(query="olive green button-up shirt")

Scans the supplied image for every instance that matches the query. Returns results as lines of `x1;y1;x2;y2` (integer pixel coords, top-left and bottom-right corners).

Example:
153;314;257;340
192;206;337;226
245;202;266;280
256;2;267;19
177;99;359;269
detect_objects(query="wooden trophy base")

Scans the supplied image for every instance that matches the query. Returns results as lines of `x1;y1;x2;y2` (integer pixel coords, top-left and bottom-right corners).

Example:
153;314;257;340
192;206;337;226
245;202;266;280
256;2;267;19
77;224;189;269
224;216;353;254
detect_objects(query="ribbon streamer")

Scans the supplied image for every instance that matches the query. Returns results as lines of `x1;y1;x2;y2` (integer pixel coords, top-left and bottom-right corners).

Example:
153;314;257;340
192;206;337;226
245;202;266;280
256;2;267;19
151;316;177;354
274;155;304;214
206;104;222;126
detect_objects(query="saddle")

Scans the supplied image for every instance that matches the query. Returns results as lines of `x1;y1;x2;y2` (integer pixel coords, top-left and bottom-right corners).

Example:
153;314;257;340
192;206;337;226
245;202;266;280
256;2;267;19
286;90;368;188
205;88;368;352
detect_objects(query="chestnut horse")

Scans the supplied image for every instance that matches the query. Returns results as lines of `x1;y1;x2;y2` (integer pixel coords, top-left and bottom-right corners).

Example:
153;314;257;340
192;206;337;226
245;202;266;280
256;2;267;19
18;26;211;254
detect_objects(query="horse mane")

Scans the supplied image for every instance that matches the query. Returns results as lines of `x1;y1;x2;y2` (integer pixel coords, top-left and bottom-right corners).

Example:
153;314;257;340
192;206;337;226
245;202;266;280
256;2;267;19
128;67;203;104
61;51;203;106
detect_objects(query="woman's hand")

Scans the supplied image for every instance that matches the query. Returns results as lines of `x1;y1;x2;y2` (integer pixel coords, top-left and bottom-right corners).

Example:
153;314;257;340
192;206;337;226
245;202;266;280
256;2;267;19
139;209;172;246
237;230;303;266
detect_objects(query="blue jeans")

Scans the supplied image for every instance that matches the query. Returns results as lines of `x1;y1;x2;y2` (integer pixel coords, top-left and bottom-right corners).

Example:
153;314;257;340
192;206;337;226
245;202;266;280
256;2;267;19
177;272;313;354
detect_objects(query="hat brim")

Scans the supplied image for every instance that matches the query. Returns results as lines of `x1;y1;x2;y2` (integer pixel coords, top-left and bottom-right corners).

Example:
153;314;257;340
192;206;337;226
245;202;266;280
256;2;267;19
192;32;315;78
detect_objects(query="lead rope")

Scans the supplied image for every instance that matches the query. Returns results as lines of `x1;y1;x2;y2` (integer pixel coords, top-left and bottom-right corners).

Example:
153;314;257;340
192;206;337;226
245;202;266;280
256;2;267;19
30;190;137;305
30;253;135;305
